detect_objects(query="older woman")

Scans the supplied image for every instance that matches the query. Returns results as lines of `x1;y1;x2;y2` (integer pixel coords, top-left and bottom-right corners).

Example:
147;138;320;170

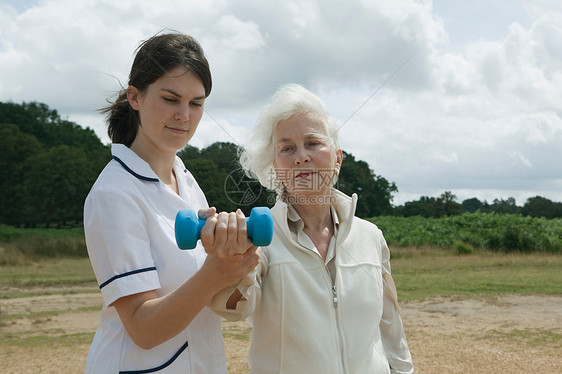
211;84;414;373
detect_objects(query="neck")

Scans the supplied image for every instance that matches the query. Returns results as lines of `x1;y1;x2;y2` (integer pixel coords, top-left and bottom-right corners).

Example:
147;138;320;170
291;200;333;232
130;139;176;186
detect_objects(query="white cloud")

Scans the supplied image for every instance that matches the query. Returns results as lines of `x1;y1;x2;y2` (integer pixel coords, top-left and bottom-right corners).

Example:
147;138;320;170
1;0;561;206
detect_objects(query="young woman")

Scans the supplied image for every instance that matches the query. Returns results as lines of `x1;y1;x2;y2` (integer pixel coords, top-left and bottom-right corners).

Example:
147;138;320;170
84;32;259;373
211;84;414;373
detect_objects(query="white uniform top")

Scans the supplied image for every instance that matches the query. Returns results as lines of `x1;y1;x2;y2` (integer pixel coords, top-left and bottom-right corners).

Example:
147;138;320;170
84;144;227;374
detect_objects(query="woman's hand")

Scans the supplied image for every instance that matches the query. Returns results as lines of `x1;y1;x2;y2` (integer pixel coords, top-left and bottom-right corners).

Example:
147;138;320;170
198;208;260;290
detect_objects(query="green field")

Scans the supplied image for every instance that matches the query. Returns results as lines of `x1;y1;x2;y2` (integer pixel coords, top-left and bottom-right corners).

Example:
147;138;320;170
388;247;562;301
1;248;560;301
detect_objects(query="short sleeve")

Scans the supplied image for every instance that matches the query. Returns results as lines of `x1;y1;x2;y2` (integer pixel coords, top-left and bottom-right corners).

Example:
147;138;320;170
84;187;160;307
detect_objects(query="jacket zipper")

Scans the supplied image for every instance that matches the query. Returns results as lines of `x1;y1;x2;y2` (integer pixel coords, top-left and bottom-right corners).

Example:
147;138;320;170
332;285;338;307
328;269;346;373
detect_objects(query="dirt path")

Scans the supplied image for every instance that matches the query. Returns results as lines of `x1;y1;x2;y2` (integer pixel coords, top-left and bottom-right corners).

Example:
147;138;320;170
1;292;560;373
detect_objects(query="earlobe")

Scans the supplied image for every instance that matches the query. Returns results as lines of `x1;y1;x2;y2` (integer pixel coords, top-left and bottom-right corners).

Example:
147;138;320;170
336;149;343;168
127;86;141;110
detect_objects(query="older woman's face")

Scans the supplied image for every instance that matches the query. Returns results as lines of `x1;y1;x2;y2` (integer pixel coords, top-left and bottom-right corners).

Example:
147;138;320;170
273;113;341;198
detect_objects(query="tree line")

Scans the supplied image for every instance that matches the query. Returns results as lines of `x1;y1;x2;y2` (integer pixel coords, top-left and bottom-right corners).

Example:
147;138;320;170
0;101;396;226
1;101;560;227
394;191;562;219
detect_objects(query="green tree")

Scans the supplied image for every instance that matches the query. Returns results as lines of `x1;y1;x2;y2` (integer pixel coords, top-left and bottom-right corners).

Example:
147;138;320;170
337;151;397;217
522;196;562;219
183;158;230;211
199;142;240;173
401;196;437;218
462;197;484;213
179;143;274;215
398;191;462;218
0;124;43;224
1;101;110;226
19;145;96;226
491;197;521;214
436;191;463;217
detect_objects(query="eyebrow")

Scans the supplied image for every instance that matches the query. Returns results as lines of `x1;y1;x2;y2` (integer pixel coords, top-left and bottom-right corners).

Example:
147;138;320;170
276;137;292;143
161;88;206;100
276;133;327;144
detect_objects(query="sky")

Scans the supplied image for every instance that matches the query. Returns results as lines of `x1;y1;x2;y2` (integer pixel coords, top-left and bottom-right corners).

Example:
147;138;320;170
1;0;561;206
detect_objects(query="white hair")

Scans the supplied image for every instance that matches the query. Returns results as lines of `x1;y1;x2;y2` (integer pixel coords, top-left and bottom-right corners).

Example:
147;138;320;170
239;83;341;193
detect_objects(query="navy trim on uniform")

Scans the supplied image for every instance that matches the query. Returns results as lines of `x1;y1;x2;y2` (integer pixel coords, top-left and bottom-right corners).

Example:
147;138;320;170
118;341;189;373
99;267;157;290
112;156;160;182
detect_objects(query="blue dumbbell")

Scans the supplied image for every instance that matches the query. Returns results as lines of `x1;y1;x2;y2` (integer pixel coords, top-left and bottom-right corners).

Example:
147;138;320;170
175;207;274;250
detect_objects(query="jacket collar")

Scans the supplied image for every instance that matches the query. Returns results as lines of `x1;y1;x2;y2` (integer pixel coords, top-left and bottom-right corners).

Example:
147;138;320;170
271;189;358;244
111;144;160;182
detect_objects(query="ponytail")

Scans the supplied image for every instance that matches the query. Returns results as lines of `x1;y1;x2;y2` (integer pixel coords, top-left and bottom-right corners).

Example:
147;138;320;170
101;90;140;147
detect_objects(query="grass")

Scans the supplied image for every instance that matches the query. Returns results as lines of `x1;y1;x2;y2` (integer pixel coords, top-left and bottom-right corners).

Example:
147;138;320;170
480;328;562;348
0;332;95;347
0;225;85;242
1;305;101;322
0;258;96;297
223;326;252;341
0;249;560;302
389;246;562;301
0;225;87;266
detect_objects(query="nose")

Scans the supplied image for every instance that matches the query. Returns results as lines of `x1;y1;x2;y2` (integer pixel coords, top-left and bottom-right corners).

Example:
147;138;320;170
174;103;190;121
294;147;310;165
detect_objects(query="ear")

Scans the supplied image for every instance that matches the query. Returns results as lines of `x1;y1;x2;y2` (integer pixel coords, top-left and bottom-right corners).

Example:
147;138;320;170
335;148;343;171
126;86;141;111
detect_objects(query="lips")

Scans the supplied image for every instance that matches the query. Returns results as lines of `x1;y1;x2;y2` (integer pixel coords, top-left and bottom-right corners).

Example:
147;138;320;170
166;126;188;134
295;171;313;178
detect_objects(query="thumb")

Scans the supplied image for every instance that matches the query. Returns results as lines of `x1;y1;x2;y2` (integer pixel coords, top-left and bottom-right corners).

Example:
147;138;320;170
198;207;216;220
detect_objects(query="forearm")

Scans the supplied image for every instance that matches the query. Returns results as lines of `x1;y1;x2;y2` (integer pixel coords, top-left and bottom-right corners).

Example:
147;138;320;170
209;262;261;321
115;264;230;349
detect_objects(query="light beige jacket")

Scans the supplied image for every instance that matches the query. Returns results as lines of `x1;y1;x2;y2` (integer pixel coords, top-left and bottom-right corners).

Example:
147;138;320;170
211;190;414;374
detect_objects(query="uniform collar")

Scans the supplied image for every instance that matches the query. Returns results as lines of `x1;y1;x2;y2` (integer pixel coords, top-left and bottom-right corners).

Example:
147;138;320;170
111;144;160;182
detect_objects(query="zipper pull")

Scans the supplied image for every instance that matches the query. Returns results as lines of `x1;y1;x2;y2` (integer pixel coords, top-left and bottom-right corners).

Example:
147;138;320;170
332;285;338;308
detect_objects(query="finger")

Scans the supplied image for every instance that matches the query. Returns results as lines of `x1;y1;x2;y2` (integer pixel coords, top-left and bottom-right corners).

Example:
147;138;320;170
200;213;218;252
242;245;259;259
225;212;239;255
235;209;249;249
214;212;230;250
198;207;216;220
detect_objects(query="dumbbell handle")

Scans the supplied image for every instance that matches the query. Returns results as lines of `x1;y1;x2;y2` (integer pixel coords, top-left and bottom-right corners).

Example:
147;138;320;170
175;207;273;250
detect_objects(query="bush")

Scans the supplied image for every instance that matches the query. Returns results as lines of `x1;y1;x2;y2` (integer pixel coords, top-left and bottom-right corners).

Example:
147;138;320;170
454;241;474;255
369;213;562;253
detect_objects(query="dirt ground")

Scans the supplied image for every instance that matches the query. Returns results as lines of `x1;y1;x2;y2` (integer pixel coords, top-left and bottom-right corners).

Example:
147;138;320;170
1;290;560;373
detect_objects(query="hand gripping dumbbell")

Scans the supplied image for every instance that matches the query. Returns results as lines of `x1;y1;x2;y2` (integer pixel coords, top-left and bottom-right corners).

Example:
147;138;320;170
175;207;274;250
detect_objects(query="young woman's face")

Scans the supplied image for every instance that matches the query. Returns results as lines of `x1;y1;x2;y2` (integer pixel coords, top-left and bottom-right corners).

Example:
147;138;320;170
273;113;342;198
127;66;206;155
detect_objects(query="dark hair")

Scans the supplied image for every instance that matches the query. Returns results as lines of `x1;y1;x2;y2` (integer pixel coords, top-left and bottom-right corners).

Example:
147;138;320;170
102;32;212;146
